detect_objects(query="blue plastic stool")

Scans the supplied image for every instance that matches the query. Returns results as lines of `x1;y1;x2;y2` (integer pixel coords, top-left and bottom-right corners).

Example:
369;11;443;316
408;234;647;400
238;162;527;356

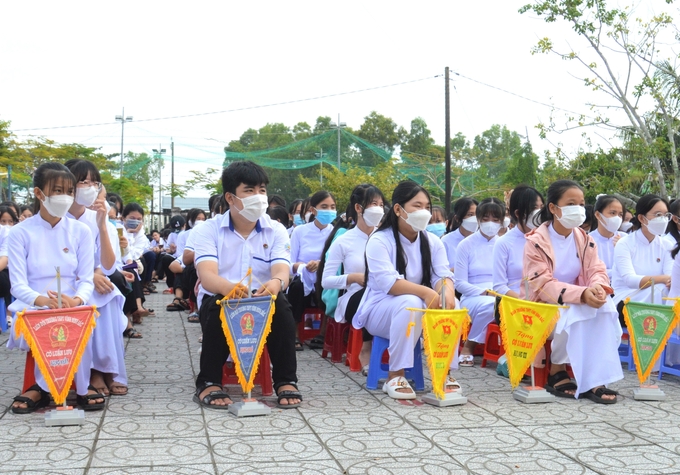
0;299;6;333
658;333;680;380
366;336;425;391
619;328;635;372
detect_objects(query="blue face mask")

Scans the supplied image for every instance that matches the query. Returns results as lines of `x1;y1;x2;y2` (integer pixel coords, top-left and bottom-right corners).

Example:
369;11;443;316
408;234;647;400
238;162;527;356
108;218;117;226
426;223;446;237
125;219;142;230
315;209;337;226
293;215;305;226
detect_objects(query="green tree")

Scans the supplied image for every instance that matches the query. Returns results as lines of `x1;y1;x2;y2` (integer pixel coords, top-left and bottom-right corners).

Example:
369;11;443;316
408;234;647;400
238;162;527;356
356;111;406;166
503;141;539;187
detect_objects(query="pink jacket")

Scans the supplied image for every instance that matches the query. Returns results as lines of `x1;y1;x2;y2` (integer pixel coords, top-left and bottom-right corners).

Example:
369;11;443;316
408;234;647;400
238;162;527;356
521;222;612;304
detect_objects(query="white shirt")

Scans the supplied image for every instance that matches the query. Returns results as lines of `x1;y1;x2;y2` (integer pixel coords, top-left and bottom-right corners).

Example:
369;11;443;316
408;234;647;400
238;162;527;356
354;229;453;328
321;226;370;321
66;208;117;275
193;211;291;306
612;230;672;292
290;221;333;295
493;226;526;295
8;213;94;310
455;231;496;297
0;225;10;258
125;227;150;261
663;233;678;252
149;237;165;248
669;251;680;298
174;230;191;259
590;228;625;281
548;224;580;285
441;229;465;271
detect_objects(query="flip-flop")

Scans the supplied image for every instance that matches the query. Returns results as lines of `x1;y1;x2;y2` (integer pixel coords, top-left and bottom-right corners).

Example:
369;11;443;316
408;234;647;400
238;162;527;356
108;384;128;396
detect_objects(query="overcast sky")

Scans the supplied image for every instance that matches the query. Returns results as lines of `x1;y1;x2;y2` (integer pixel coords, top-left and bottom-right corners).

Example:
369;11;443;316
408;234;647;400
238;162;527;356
1;0;676;199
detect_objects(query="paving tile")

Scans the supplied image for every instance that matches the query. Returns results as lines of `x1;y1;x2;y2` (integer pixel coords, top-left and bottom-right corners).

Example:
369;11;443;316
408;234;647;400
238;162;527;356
88;465;216;474
338;456;468;474
204;409;312;436
561;445;680;474
517;422;646;449
211;434;328;463
396;403;510;430
303;410;408;434
105;394;202;417
99;414;206;439
215;460;342;474
452;450;599;474
0;441;91;471
320;429;447;459
423;426;549;454
0;416;99;442
90;438;212;467
609;417;680;443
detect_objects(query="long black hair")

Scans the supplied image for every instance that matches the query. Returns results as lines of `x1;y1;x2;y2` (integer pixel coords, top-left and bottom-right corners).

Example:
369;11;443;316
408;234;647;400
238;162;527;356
668;200;680;258
538;179;583;224
316;184;386;311
32;162;77;214
447;197;478;233
509;185;544;229
365;180;433;288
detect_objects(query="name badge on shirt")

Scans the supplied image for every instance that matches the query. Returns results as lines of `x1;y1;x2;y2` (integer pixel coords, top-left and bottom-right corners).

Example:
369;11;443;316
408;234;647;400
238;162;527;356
63;248;69;254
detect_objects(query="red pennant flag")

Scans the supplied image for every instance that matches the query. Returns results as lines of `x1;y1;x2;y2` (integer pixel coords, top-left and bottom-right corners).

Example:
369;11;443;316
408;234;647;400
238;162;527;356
14;306;98;405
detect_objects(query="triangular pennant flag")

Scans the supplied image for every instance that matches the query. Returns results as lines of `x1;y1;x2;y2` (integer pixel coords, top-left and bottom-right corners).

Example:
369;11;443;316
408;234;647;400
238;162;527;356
410;307;470;399
498;295;561;389
218;295;275;393
14;306;98;405
623;299;680;384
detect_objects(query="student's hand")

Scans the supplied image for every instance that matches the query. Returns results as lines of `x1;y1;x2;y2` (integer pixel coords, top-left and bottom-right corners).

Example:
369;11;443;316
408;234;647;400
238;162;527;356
581;287;607;309
227;283;250;299
122;271;135;282
613;234;622;246
423;288;440;309
59;294;82;308
348;273;365;287
34;295;61;309
92;197;108;229
253;279;282;297
306;260;319;273
94;274;115;294
442;285;456;309
119;236;129;249
664;276;672;289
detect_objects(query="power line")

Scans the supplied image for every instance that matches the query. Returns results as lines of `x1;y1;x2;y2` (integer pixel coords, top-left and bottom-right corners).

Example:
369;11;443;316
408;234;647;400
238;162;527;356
13;76;441;132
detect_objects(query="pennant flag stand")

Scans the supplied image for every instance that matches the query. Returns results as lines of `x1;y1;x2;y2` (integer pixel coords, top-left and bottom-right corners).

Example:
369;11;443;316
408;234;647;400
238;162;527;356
217;269;275;417
623;280;678;401
493;280;562;404
13;267;99;426
410;287;470;407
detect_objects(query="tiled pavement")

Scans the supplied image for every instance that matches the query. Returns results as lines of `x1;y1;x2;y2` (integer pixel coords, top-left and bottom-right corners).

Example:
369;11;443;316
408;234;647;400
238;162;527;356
2;292;680;474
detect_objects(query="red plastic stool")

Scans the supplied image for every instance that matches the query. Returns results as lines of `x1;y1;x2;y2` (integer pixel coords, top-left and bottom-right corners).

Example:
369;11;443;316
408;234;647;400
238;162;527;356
345;326;364;372
221;346;273;396
532;341;574;388
23;351;76;393
321;320;349;363
481;323;504;368
298;307;323;342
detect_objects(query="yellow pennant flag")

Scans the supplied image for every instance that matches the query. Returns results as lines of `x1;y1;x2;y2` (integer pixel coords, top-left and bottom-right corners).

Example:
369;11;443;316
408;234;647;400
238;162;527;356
412;308;471;399
498;295;561;389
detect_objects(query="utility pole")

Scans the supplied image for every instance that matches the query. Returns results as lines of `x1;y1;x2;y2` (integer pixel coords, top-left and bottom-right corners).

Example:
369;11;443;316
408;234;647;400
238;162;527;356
7;165;11;201
330;115;346;169
152;145;166;217
171;140;175;210
444;67;452;216
115;108;133;177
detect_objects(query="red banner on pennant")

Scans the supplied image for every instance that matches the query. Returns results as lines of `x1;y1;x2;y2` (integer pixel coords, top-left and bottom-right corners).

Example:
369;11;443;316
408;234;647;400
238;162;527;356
14;306;98;405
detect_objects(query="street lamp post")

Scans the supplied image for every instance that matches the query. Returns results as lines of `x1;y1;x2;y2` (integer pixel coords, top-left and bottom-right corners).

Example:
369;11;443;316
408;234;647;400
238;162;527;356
329;114;346;168
152;145;166;221
115;108;133;177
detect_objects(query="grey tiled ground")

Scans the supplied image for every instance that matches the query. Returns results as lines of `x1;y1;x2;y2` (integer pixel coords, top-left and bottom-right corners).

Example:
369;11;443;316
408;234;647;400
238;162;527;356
2;292;680;474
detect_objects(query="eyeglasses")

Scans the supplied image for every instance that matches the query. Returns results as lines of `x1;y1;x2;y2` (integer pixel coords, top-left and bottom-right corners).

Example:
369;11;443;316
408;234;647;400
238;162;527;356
646;212;672;220
78;180;102;190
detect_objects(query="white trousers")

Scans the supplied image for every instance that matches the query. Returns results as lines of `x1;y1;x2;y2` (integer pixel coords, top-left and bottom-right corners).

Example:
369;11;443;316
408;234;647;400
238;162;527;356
461;294;495;343
90;295;128;385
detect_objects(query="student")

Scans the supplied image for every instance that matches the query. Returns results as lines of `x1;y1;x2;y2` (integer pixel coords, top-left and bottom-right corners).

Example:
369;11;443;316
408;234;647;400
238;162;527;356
158;215;185;292
455;197;505;366
8;162;105;413
268;194;286;209
320;184;386;371
580;204;595;233
120;203;155;322
166;209;205;312
426;206;446;238
289;199;304;227
620;209;634;233
0;206;18;227
523;179;622;404
353;181;456;400
288;191;337;350
192;160;301;409
493;186;544;299
664;199;680;251
590;195;625;280
64;159;128;396
612;195;672;315
267;206;291;229
19;205;33;222
441;198;478;272
0;206;17;328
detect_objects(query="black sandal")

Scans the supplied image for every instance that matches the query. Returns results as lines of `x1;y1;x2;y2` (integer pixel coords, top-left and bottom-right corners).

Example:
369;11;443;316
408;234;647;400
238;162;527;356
582;386;618;404
76;385;106;411
123;327;143;339
11;384;50;414
295;338;303;352
545;370;578;398
193;382;231;410
166;298;189;312
275;382;303;409
306;335;325;349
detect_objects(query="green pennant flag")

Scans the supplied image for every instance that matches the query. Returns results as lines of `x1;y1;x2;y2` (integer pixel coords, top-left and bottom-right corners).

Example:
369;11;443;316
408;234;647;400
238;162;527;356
623;299;680;384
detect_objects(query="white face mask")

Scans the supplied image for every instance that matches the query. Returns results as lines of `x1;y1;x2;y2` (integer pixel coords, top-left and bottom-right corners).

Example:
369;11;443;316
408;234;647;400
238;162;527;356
234;194;268;222
41;192;74;219
598;214;622;234
619;221;633;232
479;221;501;238
526;209;541;230
400;207;431;233
643;216;669;236
304;212;312;223
461;216;478;233
362;206;384;228
502;217;510;229
555;205;586;229
75;186;98;207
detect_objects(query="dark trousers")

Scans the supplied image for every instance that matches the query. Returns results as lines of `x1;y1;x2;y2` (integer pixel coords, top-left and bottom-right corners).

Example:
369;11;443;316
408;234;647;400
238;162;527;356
182;264;198;305
196;292;298;389
0;268;11;309
344;288;371;342
159;254;177;287
108;270;137;315
287;277;315;324
141;251;157;284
